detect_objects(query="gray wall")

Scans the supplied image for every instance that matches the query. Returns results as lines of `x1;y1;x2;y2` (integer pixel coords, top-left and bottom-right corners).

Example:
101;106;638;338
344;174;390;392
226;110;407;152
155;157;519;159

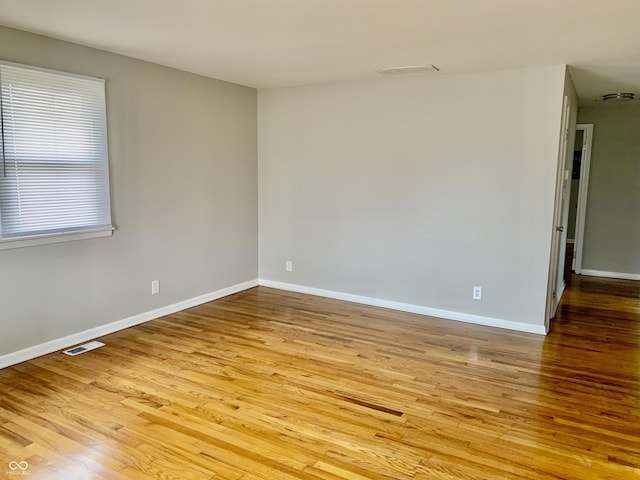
578;105;640;274
0;27;258;356
259;66;566;327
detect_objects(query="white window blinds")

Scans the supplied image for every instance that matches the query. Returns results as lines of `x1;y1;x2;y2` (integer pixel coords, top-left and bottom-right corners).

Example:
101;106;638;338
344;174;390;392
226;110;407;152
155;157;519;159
0;62;112;242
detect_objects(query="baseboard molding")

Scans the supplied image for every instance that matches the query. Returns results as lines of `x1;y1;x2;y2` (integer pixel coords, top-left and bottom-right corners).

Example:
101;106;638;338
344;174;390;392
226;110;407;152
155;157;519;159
259;279;547;335
0;279;258;370
580;269;640;281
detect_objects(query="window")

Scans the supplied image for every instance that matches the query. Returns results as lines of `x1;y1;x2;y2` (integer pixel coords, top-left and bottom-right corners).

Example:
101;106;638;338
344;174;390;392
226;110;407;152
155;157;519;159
0;61;113;249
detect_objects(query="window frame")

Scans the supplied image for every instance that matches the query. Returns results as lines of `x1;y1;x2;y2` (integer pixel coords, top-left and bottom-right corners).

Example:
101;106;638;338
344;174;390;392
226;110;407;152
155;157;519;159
0;60;114;250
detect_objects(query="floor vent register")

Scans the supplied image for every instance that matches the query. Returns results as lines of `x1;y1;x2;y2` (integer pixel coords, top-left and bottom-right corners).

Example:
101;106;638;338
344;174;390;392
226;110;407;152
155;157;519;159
62;341;105;356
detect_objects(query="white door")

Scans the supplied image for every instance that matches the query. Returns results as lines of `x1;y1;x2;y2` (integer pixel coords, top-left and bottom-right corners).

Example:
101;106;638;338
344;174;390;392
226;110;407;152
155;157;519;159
546;96;572;324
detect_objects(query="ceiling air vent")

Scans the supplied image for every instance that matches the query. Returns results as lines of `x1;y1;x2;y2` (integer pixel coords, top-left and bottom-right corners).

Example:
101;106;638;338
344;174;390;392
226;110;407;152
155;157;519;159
376;65;440;76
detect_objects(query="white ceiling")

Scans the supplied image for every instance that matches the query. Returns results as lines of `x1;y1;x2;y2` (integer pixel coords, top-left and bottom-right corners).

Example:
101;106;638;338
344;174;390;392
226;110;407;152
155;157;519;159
1;0;639;105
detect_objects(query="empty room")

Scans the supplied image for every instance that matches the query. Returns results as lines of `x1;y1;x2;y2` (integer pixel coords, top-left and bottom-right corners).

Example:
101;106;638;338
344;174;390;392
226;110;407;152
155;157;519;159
0;1;638;479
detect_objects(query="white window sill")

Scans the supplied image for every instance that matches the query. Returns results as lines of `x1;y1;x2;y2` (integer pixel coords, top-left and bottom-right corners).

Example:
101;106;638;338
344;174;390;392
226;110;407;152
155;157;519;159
0;227;114;251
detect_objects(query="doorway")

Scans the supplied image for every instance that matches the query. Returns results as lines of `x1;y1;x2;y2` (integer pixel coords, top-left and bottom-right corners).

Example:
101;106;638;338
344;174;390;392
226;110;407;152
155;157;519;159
566;124;593;276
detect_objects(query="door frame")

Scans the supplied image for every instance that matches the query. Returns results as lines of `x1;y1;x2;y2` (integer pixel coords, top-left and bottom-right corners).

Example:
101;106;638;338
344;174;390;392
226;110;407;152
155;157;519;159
573;124;593;274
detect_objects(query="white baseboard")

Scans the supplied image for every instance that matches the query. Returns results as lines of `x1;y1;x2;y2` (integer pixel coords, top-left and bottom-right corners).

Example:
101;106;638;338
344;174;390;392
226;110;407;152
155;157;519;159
258;279;547;335
580;269;640;281
0;279;258;370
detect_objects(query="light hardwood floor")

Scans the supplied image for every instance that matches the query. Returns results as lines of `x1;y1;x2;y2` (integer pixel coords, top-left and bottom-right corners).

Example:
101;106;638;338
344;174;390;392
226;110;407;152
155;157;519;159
0;278;638;479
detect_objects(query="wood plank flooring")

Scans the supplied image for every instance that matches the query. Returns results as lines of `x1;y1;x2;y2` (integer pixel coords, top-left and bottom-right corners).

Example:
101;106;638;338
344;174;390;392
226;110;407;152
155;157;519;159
0;278;639;479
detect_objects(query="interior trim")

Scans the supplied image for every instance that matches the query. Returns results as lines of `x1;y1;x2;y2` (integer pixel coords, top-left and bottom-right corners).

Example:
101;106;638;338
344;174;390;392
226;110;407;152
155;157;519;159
259;279;548;335
0;279;259;369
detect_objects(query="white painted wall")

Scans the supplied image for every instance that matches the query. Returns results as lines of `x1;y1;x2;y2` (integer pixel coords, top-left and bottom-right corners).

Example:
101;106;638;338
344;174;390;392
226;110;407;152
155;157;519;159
0;27;258;358
259;66;567;329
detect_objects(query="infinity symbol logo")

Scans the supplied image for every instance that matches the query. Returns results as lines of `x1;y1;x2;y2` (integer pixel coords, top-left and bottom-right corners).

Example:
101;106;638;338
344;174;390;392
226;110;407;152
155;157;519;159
8;461;28;471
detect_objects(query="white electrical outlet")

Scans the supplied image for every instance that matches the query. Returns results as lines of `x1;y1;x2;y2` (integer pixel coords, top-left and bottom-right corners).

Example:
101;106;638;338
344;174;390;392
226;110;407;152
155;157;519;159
285;261;293;272
473;286;482;300
151;280;160;295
